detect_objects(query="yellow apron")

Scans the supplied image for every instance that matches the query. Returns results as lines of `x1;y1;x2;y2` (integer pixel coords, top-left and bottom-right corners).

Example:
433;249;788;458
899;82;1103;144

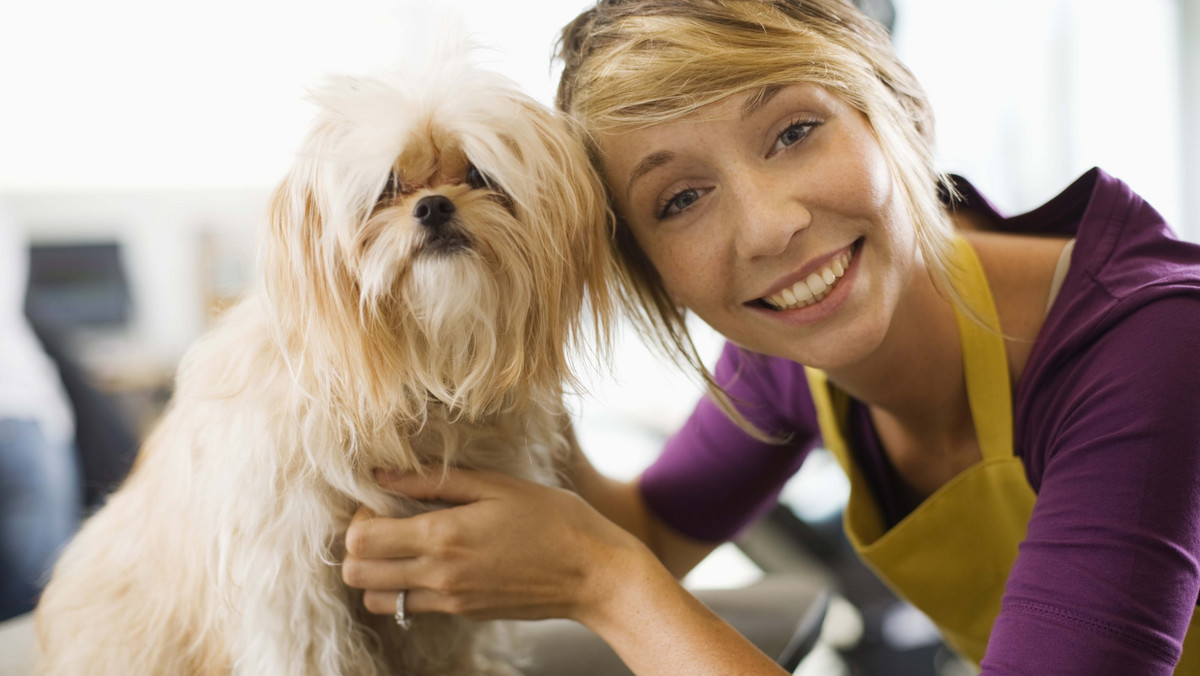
804;236;1200;670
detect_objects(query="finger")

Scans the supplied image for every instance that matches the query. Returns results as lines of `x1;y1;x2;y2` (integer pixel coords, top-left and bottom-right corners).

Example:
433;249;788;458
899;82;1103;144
349;504;377;527
342;553;421;591
362;587;457;617
362;589;408;616
345;509;440;558
374;467;512;504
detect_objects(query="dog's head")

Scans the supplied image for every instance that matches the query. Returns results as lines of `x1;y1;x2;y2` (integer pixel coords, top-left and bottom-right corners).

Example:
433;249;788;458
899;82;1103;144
262;59;613;424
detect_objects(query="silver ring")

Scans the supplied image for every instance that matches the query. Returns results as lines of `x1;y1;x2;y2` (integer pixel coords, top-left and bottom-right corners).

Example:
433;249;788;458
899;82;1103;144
394;589;412;629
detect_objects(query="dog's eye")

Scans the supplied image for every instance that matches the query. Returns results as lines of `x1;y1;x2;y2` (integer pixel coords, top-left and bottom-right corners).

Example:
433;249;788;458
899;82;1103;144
377;172;406;205
465;165;492;190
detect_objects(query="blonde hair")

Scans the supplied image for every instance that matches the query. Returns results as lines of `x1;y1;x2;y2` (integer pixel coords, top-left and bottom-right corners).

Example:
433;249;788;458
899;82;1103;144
556;0;961;440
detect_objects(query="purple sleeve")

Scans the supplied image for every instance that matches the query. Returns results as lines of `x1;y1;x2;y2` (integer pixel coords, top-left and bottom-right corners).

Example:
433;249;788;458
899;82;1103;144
983;295;1200;674
638;342;820;542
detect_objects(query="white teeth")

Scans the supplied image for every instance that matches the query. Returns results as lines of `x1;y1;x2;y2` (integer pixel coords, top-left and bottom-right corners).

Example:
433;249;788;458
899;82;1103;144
805;272;827;296
761;247;854;311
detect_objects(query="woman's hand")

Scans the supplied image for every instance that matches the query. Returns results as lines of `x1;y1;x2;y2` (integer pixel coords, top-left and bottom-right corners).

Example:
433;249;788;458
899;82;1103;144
344;468;789;676
342;468;650;625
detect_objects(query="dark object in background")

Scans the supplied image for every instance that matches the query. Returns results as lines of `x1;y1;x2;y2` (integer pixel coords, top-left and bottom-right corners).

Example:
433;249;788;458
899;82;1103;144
24;242;132;330
29;321;138;511
23;239;139;507
744;505;949;676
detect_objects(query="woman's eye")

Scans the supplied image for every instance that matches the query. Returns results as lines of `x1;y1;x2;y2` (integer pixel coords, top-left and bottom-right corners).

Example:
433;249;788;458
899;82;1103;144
657;187;701;219
771;119;820;155
466;165;491;190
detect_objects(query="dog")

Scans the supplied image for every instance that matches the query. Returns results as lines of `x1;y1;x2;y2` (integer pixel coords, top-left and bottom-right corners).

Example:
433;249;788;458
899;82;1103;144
34;53;613;675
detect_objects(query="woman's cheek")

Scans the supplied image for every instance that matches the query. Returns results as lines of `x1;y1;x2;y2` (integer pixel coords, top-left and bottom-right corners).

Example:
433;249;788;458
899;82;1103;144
662;237;726;310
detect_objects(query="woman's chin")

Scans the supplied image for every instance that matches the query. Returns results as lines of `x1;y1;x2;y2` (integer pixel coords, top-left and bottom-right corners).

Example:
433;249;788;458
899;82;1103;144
778;306;894;373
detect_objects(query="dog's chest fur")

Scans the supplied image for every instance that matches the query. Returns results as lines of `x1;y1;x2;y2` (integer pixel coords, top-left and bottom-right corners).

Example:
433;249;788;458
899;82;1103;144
401;403;567;487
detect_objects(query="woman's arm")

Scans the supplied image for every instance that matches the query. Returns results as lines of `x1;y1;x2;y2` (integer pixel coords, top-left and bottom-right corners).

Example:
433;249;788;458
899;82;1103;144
982;296;1200;674
579;539;790;676
342;469;787;675
561;422;720;579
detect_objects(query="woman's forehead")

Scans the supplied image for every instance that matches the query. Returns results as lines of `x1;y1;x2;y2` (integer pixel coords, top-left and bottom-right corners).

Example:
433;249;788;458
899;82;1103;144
597;82;840;152
605;81;842;131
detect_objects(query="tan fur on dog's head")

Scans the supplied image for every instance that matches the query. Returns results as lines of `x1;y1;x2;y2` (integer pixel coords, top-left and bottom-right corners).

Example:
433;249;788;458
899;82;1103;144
261;57;614;438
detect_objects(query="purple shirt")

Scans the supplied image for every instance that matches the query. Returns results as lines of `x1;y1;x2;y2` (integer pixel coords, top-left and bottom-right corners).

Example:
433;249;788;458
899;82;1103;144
639;168;1200;673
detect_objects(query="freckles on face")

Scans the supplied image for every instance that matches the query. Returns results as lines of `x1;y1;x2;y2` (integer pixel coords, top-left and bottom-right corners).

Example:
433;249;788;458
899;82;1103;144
595;83;920;368
598;120;730;307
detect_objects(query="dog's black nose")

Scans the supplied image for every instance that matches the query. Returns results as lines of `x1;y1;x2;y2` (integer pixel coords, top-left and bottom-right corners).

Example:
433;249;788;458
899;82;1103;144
413;195;456;228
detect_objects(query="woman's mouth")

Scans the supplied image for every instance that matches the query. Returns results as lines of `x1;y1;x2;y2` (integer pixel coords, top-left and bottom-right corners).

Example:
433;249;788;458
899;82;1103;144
756;240;859;311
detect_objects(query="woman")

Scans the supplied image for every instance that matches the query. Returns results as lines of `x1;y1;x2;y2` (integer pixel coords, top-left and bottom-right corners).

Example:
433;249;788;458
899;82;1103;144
342;1;1200;673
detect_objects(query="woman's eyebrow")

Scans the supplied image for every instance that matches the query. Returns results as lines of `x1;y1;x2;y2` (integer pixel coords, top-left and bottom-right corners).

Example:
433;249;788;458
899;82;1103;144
625;150;676;199
741;84;784;119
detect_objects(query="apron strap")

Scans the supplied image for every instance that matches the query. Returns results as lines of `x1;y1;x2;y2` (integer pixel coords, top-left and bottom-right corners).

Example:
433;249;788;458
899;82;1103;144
802;234;1015;541
947;236;1014;462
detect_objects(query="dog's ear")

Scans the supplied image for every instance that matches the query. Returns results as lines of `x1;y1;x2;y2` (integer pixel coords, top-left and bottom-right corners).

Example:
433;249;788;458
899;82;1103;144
262;173;317;348
261;171;359;365
570;151;618;363
261;168;424;422
483;100;619;382
546;111;618;364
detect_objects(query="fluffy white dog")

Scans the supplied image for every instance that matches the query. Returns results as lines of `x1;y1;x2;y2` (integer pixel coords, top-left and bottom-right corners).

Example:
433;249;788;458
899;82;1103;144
34;54;613;675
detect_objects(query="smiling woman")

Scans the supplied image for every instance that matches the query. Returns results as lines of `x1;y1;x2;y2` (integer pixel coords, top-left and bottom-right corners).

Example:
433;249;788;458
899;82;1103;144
598;83;911;373
550;0;1200;672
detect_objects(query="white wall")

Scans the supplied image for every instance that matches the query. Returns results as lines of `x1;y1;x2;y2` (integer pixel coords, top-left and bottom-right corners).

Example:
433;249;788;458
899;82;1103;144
0;0;591;191
1183;0;1200;240
893;0;1189;238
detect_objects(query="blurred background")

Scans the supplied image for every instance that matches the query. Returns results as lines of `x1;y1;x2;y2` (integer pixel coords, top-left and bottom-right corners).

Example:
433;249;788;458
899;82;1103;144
0;0;1196;674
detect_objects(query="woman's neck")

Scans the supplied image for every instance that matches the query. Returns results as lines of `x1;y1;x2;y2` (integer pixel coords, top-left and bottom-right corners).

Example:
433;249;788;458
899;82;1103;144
823;254;969;441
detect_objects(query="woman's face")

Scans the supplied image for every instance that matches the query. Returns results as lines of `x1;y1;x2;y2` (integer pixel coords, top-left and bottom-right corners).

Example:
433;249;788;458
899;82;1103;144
597;83;921;370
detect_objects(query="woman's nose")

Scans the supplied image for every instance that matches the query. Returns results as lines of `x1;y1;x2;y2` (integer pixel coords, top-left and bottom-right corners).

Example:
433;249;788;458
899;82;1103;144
731;180;813;259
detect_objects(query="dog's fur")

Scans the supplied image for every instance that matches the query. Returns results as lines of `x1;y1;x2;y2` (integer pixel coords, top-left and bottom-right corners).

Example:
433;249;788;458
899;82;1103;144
34;56;613;675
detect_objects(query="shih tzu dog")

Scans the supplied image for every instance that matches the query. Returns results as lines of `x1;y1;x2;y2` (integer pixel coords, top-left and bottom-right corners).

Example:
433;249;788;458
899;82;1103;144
35;53;613;675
